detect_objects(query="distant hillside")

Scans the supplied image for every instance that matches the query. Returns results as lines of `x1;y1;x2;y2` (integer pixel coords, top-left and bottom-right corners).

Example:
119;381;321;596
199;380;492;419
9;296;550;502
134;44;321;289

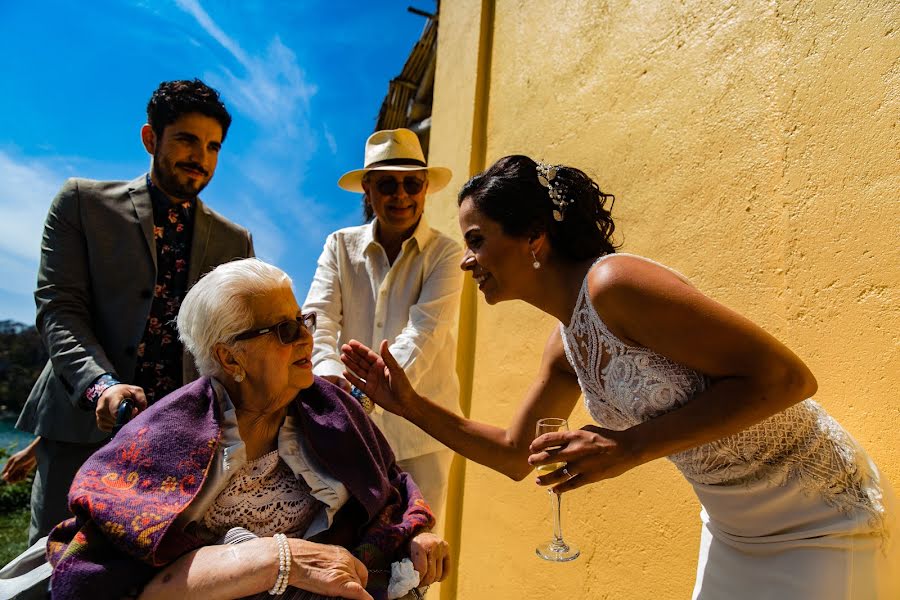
0;321;47;415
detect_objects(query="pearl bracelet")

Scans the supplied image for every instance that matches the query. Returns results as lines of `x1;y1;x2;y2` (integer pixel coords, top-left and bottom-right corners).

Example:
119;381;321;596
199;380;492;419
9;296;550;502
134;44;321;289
269;533;291;595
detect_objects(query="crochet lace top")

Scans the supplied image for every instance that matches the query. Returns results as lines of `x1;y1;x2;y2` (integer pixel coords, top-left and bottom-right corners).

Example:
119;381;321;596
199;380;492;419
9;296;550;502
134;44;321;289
559;254;885;530
202;450;324;538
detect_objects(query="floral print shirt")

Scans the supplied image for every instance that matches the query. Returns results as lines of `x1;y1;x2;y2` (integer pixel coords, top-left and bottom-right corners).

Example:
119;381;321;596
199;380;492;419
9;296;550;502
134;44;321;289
84;176;194;406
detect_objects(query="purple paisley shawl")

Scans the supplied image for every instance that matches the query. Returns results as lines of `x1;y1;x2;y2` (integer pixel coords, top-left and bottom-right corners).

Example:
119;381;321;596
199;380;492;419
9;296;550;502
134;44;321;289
46;376;434;600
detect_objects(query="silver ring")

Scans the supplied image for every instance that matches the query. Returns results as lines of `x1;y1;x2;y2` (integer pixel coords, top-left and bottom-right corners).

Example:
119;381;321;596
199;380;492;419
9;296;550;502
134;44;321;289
562;467;570;477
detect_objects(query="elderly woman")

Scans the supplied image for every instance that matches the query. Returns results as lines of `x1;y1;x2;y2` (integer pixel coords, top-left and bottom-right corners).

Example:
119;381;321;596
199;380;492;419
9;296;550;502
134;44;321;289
44;258;448;600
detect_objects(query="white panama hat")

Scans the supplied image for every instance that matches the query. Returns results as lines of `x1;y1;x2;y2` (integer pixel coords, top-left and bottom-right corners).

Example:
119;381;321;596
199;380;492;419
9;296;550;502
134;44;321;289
337;128;452;193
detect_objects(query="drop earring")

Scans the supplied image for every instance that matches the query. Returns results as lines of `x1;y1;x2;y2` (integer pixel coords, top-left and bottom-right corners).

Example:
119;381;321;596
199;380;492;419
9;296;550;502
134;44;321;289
531;250;541;270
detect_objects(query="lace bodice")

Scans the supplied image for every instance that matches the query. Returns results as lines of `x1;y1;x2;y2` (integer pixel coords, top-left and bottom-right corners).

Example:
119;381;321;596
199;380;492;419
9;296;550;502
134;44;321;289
559;254;885;528
202;450;323;538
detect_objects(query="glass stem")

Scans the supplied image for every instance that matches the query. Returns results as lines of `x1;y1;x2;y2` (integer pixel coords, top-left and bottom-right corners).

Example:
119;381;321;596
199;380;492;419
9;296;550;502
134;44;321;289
549;490;564;545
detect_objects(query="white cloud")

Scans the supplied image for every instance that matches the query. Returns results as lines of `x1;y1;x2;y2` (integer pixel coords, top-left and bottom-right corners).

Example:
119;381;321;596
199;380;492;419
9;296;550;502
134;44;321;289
0;151;64;264
174;0;317;134
170;0;329;270
174;0;251;66
0;254;39;324
323;125;338;155
232;193;288;263
0;151;68;319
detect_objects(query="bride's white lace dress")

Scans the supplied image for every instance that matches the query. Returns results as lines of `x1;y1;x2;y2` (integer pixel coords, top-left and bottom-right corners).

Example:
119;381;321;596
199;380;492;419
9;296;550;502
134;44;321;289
559;254;898;599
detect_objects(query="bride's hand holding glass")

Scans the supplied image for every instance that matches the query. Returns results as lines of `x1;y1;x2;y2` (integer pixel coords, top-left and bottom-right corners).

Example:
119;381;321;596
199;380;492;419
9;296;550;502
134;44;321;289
341;339;417;418
529;424;645;494
532;418;579;562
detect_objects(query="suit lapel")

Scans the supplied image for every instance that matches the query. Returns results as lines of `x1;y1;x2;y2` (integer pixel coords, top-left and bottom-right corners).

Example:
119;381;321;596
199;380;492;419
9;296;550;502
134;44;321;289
127;175;157;272
188;198;212;286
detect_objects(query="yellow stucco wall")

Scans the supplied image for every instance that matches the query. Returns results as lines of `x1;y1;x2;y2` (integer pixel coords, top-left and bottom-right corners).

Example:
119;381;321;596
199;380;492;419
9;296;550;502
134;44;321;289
424;1;899;598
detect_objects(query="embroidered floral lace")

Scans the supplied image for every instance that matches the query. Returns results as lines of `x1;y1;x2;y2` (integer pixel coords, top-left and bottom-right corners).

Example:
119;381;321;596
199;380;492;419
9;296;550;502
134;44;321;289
202;450;323;538
559;255;885;532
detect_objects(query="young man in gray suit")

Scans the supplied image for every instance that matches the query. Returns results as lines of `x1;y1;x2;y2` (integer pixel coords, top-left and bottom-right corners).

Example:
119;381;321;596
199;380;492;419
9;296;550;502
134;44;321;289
15;79;255;543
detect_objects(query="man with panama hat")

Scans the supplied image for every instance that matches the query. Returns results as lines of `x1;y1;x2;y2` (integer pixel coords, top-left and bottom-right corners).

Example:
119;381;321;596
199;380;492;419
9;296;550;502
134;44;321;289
304;128;462;526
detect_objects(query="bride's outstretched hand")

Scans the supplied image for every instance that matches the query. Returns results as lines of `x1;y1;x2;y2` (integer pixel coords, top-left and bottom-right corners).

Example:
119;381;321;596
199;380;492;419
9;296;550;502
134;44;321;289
527;425;647;493
341;340;417;418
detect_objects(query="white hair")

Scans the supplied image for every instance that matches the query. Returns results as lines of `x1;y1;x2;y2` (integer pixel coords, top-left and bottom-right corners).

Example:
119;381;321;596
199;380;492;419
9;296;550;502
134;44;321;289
178;258;292;378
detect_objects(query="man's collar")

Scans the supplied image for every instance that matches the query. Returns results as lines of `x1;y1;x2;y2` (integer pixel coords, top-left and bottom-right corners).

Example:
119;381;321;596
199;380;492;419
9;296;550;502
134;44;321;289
410;214;434;248
366;215;434;252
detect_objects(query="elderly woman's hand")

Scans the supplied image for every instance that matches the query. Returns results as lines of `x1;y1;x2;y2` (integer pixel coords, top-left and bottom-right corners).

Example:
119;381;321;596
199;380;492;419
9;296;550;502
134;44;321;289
409;532;450;587
288;539;373;600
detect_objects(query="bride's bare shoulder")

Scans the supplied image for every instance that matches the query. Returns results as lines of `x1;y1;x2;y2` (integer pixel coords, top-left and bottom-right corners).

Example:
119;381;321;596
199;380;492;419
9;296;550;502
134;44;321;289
586;254;699;345
587;254;689;295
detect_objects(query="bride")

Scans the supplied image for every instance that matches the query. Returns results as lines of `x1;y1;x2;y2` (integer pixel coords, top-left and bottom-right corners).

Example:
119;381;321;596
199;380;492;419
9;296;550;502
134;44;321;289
341;155;899;599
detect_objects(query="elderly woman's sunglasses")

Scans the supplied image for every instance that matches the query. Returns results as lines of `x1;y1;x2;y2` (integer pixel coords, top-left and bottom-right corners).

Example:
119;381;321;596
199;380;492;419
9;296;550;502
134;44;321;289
234;312;317;344
373;176;425;196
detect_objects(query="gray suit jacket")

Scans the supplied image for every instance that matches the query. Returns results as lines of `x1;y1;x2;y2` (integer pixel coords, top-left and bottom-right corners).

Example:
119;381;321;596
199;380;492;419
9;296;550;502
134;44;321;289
17;174;254;444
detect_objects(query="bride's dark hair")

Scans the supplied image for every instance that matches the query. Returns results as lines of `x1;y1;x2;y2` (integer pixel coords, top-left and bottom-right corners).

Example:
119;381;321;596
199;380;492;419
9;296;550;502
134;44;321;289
458;155;617;261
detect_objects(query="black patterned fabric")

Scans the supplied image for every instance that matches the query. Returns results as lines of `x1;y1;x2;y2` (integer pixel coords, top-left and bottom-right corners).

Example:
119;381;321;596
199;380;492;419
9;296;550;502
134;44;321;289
132;176;194;403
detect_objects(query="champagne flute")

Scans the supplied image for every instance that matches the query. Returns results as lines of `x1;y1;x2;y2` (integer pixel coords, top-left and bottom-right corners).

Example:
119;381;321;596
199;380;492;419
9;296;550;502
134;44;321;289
534;417;580;562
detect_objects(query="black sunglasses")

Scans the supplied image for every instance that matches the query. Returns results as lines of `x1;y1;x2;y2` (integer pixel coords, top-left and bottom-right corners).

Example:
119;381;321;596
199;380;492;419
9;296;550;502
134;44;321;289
234;312;317;344
373;176;425;196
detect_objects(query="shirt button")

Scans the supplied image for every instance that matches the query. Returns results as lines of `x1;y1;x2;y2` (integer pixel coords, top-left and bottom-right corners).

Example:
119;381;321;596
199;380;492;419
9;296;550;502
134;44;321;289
376;322;383;328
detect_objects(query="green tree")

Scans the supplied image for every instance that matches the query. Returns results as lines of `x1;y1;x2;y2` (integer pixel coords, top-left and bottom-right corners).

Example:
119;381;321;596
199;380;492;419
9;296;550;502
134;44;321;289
0;320;47;415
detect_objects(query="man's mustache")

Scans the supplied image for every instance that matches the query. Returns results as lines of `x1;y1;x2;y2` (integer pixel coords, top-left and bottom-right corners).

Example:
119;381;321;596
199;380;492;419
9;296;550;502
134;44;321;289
176;162;208;176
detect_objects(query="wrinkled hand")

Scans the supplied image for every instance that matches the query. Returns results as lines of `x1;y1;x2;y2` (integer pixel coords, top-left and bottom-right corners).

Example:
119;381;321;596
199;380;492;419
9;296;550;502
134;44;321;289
288;539;372;600
1;439;38;483
340;340;417;418
409;532;450;587
322;375;352;393
95;384;148;432
528;425;646;493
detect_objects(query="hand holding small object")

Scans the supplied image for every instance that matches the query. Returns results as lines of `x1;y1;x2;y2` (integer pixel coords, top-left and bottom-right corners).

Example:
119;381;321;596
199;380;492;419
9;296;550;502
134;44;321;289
529;424;645;494
96;384;147;432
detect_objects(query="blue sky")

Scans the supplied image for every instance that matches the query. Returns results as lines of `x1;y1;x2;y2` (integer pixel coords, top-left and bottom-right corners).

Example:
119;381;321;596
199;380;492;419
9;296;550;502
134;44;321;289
0;0;433;324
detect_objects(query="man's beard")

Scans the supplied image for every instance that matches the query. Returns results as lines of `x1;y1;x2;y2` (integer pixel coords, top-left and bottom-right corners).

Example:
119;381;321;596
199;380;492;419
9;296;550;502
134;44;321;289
152;152;210;201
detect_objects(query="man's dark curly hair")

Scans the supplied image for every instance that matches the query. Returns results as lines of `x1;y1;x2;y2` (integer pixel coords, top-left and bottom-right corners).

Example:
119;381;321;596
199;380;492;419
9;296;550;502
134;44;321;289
146;79;232;141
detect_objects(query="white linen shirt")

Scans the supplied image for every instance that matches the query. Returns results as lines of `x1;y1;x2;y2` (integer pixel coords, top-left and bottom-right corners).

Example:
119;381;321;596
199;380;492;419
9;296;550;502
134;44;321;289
303;216;463;461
